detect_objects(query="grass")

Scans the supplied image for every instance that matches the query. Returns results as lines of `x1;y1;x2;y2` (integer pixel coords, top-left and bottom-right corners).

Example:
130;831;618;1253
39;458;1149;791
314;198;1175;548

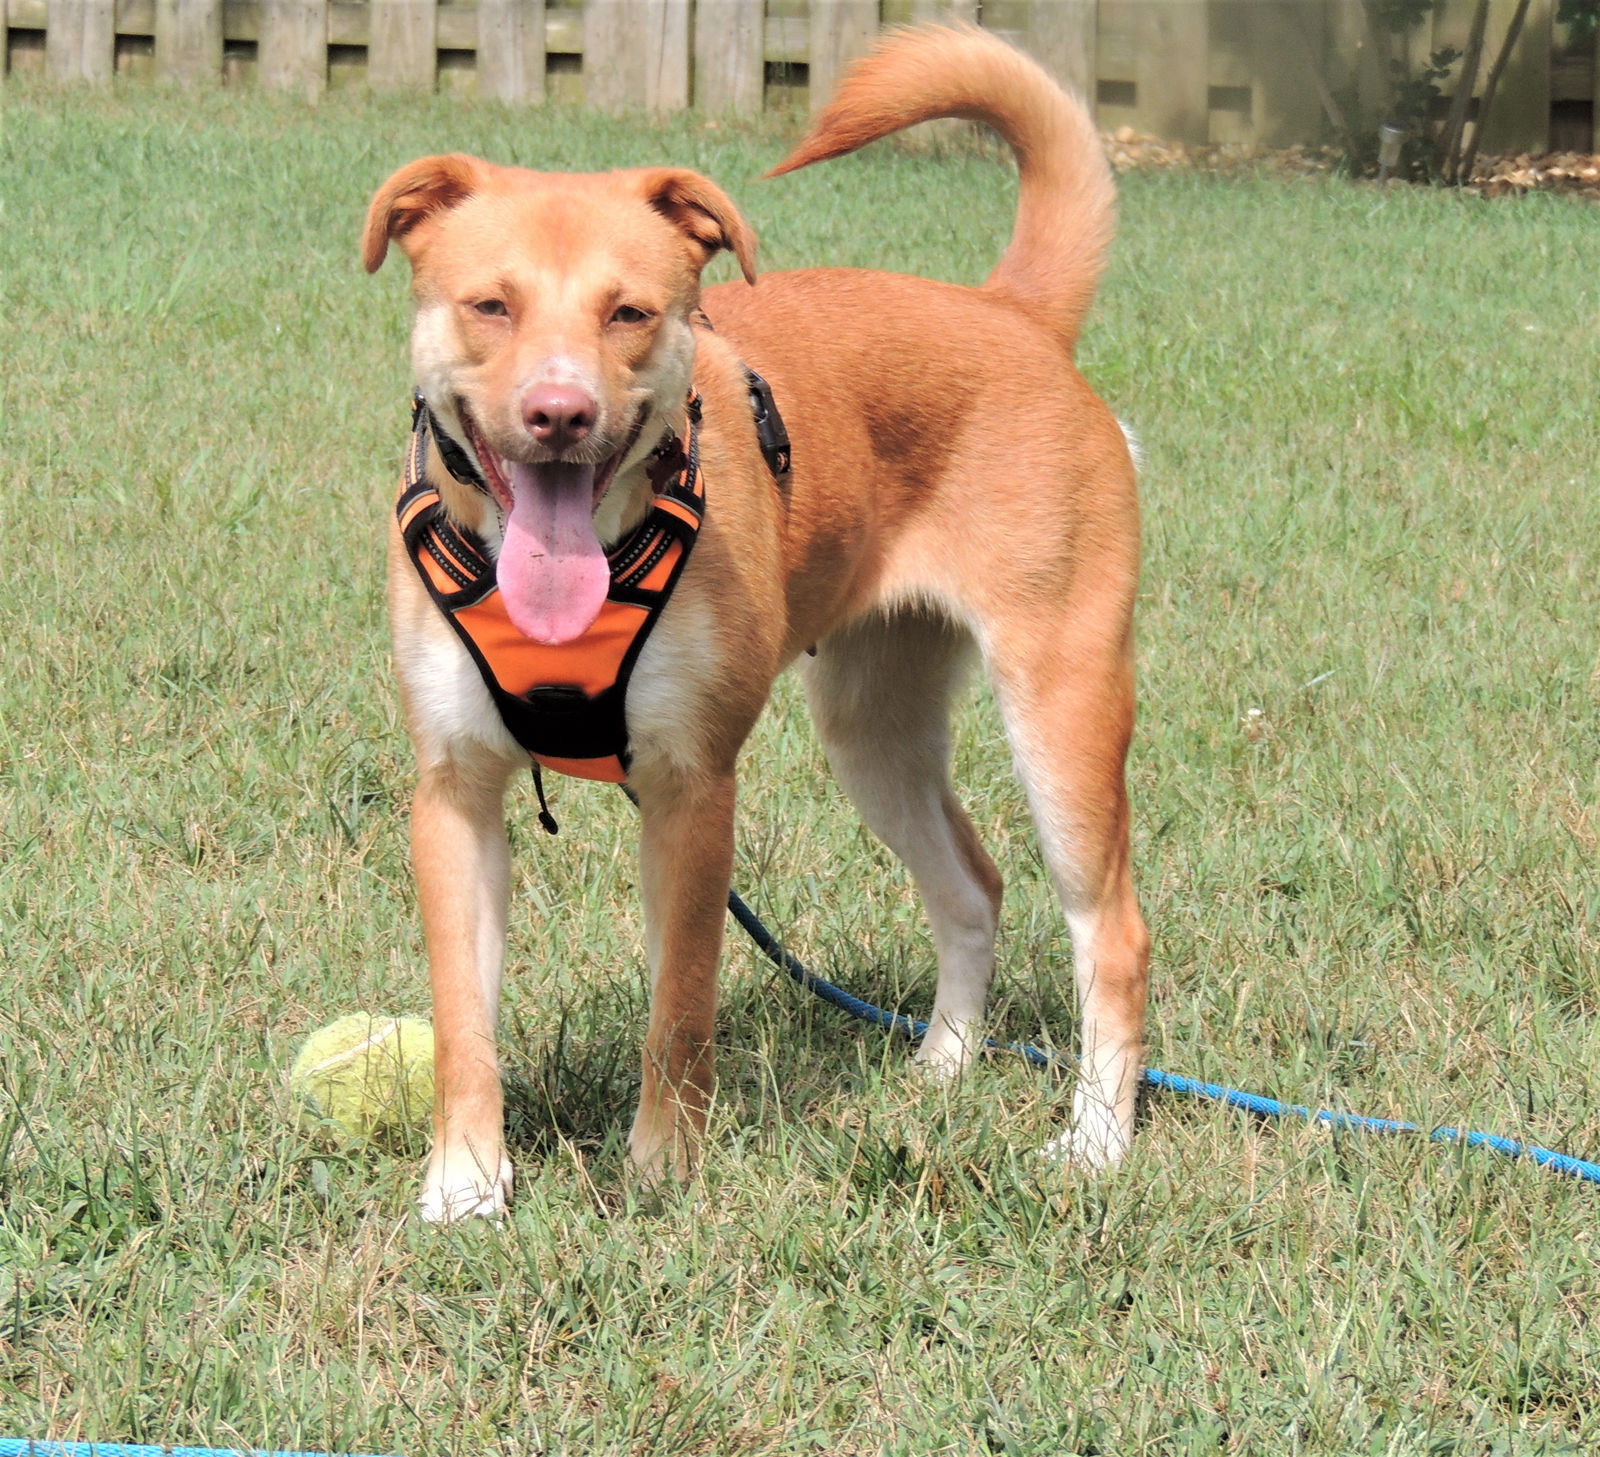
1;75;1598;1457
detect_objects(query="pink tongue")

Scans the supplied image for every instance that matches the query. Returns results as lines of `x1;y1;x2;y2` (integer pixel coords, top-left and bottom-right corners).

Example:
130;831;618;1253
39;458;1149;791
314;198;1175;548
495;460;609;644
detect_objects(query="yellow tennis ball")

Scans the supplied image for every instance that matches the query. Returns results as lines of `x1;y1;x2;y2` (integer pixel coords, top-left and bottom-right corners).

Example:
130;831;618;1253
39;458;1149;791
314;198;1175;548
289;1014;434;1140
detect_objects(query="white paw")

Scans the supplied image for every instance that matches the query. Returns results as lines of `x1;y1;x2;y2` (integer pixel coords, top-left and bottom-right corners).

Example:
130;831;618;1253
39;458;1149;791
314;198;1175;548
627;1125;694;1191
913;1018;978;1079
418;1153;513;1224
1038;1099;1130;1171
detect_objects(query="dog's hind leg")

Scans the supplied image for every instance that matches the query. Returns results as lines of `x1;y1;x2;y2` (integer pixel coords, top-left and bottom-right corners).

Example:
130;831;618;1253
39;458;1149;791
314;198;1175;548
802;609;1004;1075
981;605;1150;1170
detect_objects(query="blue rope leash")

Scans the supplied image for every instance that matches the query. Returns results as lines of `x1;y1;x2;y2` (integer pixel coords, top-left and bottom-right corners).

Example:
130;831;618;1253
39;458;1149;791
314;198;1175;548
0;1445;396;1457
726;887;1600;1187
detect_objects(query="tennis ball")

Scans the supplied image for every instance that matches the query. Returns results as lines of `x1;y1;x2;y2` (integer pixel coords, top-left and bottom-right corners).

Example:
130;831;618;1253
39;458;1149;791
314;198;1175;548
289;1014;434;1140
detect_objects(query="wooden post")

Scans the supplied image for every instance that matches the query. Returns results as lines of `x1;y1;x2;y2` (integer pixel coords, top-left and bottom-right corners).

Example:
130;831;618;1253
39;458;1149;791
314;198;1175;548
478;0;546;104
1135;0;1207;143
259;0;327;97
156;0;224;84
587;0;692;113
1250;0;1326;147
47;0;117;82
693;0;764;114
370;0;437;91
1021;0;1096;102
809;0;878;112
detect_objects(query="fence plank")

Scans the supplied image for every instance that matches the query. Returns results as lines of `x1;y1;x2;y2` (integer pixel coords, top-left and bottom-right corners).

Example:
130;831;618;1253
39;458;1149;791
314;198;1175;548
1431;0;1474;59
765;0;806;67
1135;0;1207;142
587;0;690;112
809;0;878;112
693;0;763;113
1018;0;1094;101
1325;0;1385;136
1477;0;1552;153
1207;0;1249;85
258;0;326;96
47;0;116;80
582;0;626;109
649;0;692;110
155;0;223;82
908;0;977;21
478;0;545;103
1250;0;1326;146
369;0;436;90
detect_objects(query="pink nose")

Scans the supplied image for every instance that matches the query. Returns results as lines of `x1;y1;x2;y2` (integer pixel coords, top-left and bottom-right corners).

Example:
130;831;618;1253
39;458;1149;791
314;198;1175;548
522;385;596;452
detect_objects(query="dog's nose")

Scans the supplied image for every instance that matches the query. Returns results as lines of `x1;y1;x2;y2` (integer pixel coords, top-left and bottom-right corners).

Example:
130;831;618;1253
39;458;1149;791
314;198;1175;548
522;385;596;452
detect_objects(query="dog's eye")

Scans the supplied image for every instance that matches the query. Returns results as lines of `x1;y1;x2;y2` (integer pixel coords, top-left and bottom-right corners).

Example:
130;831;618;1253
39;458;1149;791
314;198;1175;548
471;299;508;318
610;305;652;326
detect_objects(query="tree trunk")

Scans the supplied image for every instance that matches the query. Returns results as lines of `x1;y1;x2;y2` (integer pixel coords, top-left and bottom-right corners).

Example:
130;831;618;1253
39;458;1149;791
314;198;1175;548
1441;0;1491;182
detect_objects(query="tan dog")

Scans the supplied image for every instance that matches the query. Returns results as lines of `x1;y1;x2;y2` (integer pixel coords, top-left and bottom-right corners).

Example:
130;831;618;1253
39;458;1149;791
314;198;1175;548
364;25;1148;1222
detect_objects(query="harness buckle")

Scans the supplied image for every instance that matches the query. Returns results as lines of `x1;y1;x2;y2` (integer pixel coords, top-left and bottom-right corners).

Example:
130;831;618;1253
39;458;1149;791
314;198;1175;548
742;366;791;479
415;397;490;495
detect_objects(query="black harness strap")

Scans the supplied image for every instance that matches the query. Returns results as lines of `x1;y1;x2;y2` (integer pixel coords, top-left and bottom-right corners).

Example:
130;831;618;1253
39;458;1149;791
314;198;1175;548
687;309;792;483
429;404;488;491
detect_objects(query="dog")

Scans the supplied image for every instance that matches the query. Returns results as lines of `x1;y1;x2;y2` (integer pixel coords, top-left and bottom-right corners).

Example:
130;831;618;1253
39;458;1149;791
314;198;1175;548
363;24;1148;1221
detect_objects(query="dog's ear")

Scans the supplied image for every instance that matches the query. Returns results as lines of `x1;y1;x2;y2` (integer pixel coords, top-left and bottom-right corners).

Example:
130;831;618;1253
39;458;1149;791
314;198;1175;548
363;154;487;274
634;168;757;285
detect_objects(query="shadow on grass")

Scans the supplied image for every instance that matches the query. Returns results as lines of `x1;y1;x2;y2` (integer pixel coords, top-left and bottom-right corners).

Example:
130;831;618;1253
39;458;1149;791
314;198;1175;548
495;929;1087;1159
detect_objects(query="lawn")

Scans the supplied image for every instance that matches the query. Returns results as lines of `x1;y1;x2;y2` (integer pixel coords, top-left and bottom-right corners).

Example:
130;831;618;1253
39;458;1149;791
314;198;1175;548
1;75;1598;1457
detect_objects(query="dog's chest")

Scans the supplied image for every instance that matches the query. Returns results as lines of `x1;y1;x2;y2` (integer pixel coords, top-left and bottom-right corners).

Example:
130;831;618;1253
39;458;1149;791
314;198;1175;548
608;588;722;778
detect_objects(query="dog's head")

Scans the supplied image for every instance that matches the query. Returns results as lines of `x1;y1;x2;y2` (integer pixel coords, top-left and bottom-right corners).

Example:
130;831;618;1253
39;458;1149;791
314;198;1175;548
364;154;755;645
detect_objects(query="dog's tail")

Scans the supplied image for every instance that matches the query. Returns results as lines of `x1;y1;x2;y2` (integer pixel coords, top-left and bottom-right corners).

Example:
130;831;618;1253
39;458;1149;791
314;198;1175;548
765;24;1113;355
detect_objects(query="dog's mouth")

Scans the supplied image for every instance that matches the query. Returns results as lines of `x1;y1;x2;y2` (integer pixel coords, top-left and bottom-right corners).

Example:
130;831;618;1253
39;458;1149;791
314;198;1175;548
459;406;645;646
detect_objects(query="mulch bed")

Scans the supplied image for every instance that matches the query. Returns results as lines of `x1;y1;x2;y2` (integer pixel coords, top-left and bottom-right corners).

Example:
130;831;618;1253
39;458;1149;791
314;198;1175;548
1104;125;1600;200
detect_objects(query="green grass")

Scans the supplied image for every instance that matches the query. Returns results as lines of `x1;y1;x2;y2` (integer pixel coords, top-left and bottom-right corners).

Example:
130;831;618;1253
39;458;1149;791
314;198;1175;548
2;77;1598;1457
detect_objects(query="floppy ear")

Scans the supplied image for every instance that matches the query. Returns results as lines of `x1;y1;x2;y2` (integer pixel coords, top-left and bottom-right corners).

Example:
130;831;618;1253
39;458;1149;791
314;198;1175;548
362;154;487;274
634;168;757;285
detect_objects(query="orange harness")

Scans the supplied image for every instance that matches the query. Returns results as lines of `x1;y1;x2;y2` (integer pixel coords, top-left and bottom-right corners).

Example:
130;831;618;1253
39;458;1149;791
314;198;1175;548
396;396;707;786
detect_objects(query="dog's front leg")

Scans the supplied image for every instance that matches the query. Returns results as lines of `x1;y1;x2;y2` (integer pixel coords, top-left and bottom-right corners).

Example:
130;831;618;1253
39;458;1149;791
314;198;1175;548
628;767;736;1184
411;758;515;1222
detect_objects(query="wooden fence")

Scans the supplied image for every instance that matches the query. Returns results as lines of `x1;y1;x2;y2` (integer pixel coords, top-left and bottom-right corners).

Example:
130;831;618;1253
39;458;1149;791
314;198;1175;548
4;0;1597;152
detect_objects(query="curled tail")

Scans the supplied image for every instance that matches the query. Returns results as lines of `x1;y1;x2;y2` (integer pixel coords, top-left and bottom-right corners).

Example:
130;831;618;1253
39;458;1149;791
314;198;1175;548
766;24;1113;355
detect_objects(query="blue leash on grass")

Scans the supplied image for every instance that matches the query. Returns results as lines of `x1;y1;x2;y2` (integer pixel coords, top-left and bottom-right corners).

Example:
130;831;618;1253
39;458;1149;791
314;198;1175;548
725;886;1600;1187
